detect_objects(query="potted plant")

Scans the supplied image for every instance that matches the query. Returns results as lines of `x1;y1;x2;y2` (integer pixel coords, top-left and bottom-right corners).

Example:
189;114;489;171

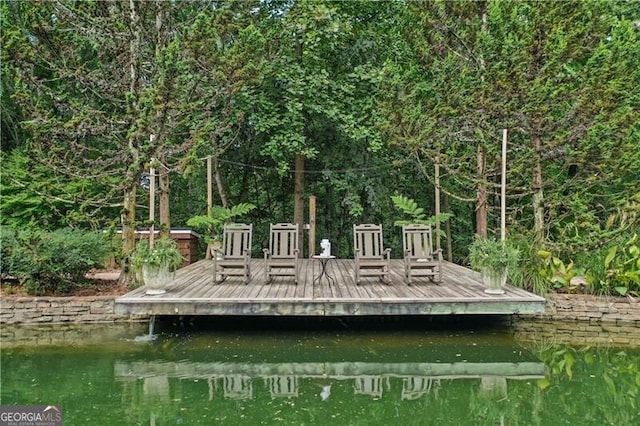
468;236;519;294
186;203;255;256
131;237;183;295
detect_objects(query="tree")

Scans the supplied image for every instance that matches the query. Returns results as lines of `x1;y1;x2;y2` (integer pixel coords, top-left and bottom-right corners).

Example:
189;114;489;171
3;1;201;283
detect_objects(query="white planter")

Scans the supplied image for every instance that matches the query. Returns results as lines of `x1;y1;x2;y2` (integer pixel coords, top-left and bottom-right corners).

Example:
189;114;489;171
142;264;175;295
482;269;507;295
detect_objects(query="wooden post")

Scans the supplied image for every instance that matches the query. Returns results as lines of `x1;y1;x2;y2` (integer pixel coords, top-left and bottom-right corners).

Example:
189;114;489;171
435;154;441;252
149;135;157;248
207;156;213;212
205;156;213;260
308;195;316;257
501;129;507;242
444;194;453;262
149;162;156;249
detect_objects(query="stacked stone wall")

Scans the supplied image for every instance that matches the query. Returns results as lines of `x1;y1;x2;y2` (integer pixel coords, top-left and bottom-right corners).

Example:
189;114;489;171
511;294;640;347
1;322;148;348
1;296;149;324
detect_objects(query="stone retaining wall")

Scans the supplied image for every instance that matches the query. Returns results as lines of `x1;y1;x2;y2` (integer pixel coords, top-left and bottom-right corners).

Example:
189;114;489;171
2;293;638;328
1;322;149;348
511;294;640;347
0;296;149;324
516;293;640;324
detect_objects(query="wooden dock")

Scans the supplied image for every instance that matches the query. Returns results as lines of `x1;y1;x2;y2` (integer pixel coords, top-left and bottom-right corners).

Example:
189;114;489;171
114;259;545;317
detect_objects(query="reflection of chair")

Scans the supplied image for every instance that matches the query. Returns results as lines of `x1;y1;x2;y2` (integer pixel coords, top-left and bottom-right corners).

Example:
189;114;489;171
402;224;442;284
401;376;434;400
265;375;299;398
263;223;300;284
353;224;391;285
353;375;388;398
142;375;170;401
223;375;253;400
480;376;507;400
207;378;216;401
213;223;253;284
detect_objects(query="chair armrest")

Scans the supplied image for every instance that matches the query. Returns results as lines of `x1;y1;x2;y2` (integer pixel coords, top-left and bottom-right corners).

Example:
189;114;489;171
434;248;443;261
211;246;223;258
383;248;391;259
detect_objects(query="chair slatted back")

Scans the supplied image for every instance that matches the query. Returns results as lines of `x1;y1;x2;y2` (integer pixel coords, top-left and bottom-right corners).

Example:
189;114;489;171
402;225;434;260
222;223;252;259
268;223;299;259
354;224;385;259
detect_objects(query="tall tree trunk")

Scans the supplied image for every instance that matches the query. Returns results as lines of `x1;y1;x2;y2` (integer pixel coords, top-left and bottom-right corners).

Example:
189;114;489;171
294;154;305;257
532;134;545;244
214;157;229;209
476;144;488;238
120;0;143;285
475;1;489;239
159;158;170;237
120;183;137;285
155;1;170;238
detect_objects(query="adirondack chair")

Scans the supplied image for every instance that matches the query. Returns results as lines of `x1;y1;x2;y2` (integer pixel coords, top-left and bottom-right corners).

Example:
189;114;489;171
402;224;442;285
263;223;300;284
353;224;391;285
212;223;253;284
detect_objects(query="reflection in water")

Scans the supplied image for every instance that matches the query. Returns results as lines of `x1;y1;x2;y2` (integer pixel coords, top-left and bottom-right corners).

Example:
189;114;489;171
402;376;434;400
5;321;638;425
114;358;545;402
320;384;331;401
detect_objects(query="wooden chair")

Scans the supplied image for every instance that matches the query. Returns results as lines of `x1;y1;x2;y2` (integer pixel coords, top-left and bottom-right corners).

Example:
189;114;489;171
212;223;252;284
353;224;391;285
402;224;442;285
263;223;300;284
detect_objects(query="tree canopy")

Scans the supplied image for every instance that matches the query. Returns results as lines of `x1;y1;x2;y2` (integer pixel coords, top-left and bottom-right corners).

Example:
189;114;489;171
2;0;638;288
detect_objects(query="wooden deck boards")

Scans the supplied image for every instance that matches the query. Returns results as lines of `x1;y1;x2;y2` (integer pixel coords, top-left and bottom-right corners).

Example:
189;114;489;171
115;259;546;316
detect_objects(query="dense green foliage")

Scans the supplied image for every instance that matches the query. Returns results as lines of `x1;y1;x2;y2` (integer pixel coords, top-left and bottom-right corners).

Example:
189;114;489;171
1;0;638;293
186;202;256;243
0;227;111;295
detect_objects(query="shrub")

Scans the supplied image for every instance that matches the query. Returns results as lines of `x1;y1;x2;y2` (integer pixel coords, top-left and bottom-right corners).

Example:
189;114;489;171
509;235;549;295
1;226;112;295
600;234;640;296
538;250;584;293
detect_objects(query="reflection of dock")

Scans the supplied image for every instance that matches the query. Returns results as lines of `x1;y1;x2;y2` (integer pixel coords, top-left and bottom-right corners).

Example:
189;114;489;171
115;360;546;379
115;259;545;317
115;360;545;400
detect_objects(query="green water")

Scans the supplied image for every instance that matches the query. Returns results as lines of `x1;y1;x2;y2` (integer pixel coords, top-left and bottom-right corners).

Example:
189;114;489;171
1;318;639;425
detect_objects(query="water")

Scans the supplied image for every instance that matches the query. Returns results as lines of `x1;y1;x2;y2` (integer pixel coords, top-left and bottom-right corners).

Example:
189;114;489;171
1;317;639;425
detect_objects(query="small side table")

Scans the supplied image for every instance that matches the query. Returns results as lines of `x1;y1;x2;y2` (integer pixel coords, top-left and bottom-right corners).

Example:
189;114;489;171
312;255;336;285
